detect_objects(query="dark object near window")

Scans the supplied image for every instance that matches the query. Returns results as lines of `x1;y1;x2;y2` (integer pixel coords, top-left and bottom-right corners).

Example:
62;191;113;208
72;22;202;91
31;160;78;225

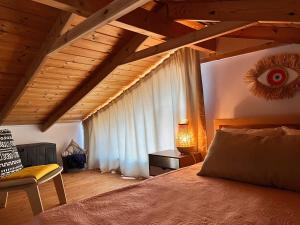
16;143;57;167
62;154;86;172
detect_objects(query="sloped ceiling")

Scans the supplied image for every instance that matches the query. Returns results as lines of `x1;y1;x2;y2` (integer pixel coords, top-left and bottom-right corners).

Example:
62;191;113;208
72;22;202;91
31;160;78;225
0;0;299;130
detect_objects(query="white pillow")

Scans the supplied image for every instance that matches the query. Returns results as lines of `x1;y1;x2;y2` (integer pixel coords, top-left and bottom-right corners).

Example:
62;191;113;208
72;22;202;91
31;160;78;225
221;127;284;137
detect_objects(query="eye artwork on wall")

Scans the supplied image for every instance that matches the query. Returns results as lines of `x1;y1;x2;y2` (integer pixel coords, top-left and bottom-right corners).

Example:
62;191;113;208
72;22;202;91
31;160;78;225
245;54;300;100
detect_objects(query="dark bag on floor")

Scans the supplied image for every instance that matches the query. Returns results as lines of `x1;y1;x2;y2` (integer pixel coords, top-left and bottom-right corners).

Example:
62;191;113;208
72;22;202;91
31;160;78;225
62;154;86;172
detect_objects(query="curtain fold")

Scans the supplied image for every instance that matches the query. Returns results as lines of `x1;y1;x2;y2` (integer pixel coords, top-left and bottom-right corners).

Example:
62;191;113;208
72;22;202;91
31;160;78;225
83;48;207;177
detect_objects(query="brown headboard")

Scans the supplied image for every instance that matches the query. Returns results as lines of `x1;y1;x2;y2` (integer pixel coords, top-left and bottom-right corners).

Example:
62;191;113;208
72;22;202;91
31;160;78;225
214;116;300;131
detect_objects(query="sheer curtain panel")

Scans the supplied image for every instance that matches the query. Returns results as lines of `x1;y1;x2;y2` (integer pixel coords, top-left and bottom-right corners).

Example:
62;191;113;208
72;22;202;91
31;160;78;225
83;48;207;177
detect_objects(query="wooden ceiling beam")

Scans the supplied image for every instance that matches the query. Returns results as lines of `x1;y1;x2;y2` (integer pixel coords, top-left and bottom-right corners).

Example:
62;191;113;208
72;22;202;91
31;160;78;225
41;34;147;131
33;0;216;52
0;12;73;125
164;0;300;22
48;0;151;55
111;8;216;53
201;42;283;63
123;21;257;64
226;25;300;43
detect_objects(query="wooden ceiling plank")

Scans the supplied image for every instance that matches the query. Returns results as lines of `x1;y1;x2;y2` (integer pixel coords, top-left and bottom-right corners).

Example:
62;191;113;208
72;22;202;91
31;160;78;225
48;0;151;55
0;12;73;125
41;33;147;131
123;21;257;64
164;0;300;22
0;5;53;31
0;0;59;19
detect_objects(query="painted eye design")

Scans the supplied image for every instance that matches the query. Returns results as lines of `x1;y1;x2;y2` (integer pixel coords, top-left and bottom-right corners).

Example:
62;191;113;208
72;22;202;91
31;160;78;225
245;54;300;100
257;67;299;87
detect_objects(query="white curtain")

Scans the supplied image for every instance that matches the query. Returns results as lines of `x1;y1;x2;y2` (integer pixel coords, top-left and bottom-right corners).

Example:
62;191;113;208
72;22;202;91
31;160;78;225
83;48;206;177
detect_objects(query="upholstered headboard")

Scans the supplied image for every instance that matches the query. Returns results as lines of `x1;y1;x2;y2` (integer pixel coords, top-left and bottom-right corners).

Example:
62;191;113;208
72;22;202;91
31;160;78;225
214;116;300;131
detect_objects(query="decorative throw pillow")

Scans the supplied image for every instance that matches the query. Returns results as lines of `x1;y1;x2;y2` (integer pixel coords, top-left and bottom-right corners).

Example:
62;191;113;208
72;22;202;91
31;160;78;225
0;129;23;177
282;126;300;135
198;130;300;192
221;127;284;136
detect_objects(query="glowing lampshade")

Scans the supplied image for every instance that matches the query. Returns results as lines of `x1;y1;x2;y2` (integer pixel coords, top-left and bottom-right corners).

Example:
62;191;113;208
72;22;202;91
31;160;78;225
176;122;194;154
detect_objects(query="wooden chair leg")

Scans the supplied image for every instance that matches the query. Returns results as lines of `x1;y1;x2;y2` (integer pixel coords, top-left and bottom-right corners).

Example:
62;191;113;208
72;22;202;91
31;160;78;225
53;173;67;205
25;184;44;215
0;192;8;208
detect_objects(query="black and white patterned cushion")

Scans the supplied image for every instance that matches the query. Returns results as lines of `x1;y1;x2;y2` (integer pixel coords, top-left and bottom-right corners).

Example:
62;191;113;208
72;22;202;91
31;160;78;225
0;129;23;177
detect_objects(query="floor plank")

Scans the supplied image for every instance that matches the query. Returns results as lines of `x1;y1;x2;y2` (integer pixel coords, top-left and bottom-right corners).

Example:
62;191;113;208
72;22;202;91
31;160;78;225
0;170;140;225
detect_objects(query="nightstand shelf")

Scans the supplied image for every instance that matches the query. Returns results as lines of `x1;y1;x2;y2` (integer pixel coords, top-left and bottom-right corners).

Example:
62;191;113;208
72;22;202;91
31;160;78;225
148;150;202;176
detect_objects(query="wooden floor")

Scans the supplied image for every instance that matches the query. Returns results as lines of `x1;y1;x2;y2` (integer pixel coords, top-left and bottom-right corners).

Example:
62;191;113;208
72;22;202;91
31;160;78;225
0;170;141;225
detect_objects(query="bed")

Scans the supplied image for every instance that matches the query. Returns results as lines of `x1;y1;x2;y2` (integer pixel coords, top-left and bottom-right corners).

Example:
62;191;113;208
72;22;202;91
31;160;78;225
32;117;300;225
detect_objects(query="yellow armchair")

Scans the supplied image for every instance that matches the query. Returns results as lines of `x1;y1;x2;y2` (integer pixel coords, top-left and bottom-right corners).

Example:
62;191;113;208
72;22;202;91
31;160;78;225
0;164;67;215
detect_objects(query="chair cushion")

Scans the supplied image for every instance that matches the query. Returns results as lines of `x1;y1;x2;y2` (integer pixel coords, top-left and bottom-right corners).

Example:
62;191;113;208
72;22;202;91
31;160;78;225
0;129;23;177
0;164;59;181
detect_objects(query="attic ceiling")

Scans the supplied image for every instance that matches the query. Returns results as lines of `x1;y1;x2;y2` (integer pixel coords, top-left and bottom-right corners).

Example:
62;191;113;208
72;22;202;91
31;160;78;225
0;0;299;131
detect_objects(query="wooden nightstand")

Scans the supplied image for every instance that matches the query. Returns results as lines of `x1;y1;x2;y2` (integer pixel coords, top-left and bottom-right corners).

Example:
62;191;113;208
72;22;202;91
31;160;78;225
148;150;202;176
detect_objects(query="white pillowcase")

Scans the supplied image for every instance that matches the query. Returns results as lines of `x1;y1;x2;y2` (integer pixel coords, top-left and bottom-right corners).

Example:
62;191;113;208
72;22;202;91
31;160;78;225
221;127;284;137
282;126;300;135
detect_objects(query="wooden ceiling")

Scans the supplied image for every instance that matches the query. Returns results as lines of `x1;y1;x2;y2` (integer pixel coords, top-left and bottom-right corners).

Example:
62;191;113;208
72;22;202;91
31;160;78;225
0;0;299;131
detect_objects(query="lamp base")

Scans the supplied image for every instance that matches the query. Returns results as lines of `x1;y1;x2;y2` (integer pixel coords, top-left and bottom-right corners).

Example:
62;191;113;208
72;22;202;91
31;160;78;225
177;147;194;155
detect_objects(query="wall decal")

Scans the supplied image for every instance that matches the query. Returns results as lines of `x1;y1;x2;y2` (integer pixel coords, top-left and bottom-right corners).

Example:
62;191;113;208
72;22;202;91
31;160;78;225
245;53;300;100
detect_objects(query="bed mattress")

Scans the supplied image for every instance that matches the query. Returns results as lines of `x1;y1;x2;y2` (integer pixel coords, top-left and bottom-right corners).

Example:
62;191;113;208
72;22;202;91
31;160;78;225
32;163;300;225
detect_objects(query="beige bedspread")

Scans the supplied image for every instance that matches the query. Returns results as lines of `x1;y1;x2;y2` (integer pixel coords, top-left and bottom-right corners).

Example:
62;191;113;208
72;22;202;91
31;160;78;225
32;164;300;225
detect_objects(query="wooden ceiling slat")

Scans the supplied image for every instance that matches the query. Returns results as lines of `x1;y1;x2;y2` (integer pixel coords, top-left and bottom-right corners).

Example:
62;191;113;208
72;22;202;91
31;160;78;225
0;19;48;41
83;31;123;45
0;42;38;53
29;83;79;90
71;39;118;54
33;77;86;84
117;64;148;72
40;67;91;76
0;61;27;74
60;45;109;59
0;48;37;64
95;24;128;38
0;72;20;80
0;32;42;49
49;53;101;65
0;5;54;31
20;88;70;94
0;0;59;19
110;69;144;77
36;72;90;80
44;58;97;71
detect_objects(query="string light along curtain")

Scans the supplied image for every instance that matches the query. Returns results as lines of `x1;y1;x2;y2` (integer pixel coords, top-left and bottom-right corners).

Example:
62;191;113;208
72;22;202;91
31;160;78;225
83;48;207;177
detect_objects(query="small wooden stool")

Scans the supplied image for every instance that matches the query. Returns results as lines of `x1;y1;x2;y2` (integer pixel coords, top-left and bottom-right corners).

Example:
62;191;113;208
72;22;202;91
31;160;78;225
0;166;67;215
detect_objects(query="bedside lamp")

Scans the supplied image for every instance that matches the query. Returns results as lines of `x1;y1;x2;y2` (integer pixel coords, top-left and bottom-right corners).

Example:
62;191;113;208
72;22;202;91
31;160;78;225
176;121;195;155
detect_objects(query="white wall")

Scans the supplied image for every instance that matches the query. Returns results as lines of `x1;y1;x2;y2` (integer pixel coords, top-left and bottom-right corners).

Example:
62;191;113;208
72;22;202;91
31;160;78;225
0;122;84;163
201;44;300;142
